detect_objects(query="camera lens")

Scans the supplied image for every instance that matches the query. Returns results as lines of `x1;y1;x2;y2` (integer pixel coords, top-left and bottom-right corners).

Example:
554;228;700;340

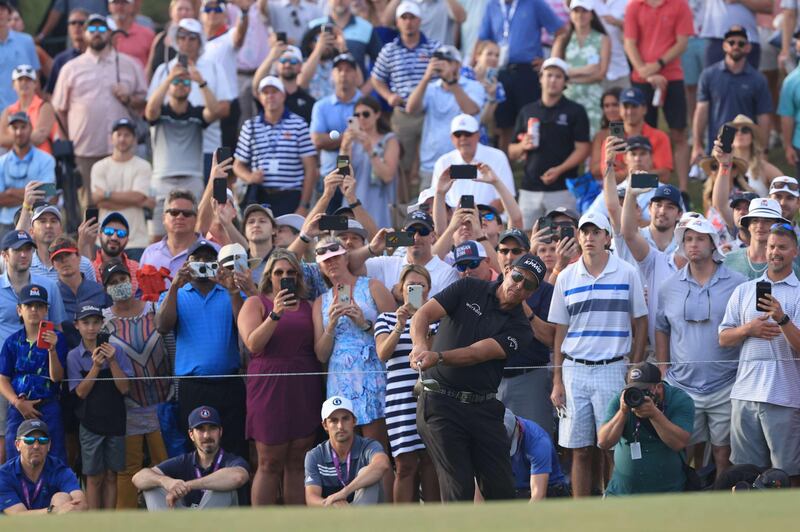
623;387;645;408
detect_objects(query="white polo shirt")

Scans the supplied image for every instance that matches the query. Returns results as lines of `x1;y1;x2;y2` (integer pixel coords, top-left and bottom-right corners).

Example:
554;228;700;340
365;254;459;298
429;143;516;207
549;251;648;361
636;246;679;347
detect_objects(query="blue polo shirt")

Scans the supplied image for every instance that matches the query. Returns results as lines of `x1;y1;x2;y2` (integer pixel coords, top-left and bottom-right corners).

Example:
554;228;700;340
157;283;240;376
155;449;249;507
371;35;440;100
778;65;800;150
0;272;67;345
30;253;97;284
0;148;56;225
511;417;566;489
0;328;68;400
0;455;80;511
697;61;773;151
309;89;362;176
58;277;111;348
309;15;383;75
0;30;40;110
304;435;385;500
478;0;563;64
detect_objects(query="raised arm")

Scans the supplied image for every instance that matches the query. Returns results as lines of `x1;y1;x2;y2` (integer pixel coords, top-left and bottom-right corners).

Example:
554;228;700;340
621;180;651;262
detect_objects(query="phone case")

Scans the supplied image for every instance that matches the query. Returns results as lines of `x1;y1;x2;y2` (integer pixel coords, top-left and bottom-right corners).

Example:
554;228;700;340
36;321;54;350
336;284;351;305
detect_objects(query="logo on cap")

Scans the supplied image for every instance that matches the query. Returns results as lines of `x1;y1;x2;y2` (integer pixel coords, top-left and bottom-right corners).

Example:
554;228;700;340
523;257;543;273
29;287;40;296
200;407;211;418
332;398;342;406
630;369;642;380
17;232;26;239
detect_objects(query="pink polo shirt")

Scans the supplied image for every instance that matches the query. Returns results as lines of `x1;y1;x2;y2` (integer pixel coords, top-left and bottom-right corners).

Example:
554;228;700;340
624;0;695;83
113;23;155;69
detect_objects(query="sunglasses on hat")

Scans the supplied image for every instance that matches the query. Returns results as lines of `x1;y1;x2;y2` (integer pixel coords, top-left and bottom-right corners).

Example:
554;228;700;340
315;243;342;256
772;181;799;192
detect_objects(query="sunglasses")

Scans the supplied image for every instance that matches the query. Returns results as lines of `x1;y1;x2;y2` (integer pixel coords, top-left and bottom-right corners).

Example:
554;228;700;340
736;126;752;135
171;78;192;86
498;247;525;255
315;243;342;256
481;212;496;222
165;209;197;218
353;111;372;119
726;39;747;48
87;25;108;33
453;131;475;138
102;227;128;238
273;268;297;276
18;436;50;445
203;5;225;13
290;9;300;27
510;269;538;291
406;226;431;237
279;57;300;65
69;19;87;26
771;222;796;233
771;180;799;192
456;259;483;272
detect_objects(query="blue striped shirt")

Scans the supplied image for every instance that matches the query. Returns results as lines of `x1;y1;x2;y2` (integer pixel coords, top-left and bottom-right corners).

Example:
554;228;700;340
235;109;316;190
370;35;440;99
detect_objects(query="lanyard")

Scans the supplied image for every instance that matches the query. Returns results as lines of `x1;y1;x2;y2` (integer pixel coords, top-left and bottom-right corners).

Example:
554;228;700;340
331;444;351;487
21;477;44;509
499;0;519;44
194;449;224;480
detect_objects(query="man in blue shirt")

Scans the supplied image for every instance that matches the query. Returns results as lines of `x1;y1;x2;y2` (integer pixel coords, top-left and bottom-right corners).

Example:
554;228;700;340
0;419;85;515
309;0;383;79
505;409;569;500
778;28;800;177
0;1;40;110
44;8;88;94
133;406;249;510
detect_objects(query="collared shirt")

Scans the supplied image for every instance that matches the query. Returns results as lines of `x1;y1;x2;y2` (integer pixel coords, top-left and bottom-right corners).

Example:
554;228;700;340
0;328;68;400
371;35;440;100
157;282;239;376
66;340;133;391
0;30;40;110
778;64;800;149
236;3;273;71
58;276;111;348
51;50;147;157
92;251;141;295
149;103;209;181
30;253;97;284
304;435;385;500
365;254;459;299
720;272;800;408
235;109;316;190
0;455;80;511
549;252;648;361
430;144;516;207
156;449;249;507
511;416;567;489
419;78;486;172
269;0;323;49
636;247;678;347
113;22;155;69
140;235;220;280
657;263;746;395
310;90;362;176
0;272;67;344
477;0;564;64
0;148;56;224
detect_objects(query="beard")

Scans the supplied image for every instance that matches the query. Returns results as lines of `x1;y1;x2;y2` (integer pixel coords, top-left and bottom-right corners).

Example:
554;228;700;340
280;71;297;81
101;241;122;257
89;39;108;52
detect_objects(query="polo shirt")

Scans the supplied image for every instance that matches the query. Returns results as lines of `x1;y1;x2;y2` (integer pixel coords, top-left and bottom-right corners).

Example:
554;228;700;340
549;252;648;361
513;96;590;192
149;103;209;181
720;272;800;408
30;253;97;284
52;0;108;14
269;0;323;48
157;282;239;376
623;0;694;84
697;61;773;151
511;416;567;489
304;436;385;499
0;455;80;512
0;148;56;225
365;254;459;298
140;235;220;280
285;87;316;125
235;2;271;71
45;48;82;94
722;248;800;280
635;247;678;347
0;328;68;400
371;35;440;100
58;277;111;348
656;263;746;395
114;22;155;69
156;449;249;507
426;277;534;394
310;89;362;175
430;144;516;207
0;30;40;110
235;109;316;190
309;15;383;75
477;0;563;64
0;272;67;344
604;383;695;495
777;65;800;150
506;281;553;369
419;78;486;173
599;123;674;174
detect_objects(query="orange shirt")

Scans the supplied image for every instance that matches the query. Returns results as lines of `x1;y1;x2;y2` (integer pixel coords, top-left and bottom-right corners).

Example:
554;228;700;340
624;0;695;83
600;123;674;174
7;94;57;154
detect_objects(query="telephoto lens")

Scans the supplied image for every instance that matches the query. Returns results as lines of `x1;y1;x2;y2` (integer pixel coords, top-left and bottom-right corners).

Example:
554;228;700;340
624;387;645;408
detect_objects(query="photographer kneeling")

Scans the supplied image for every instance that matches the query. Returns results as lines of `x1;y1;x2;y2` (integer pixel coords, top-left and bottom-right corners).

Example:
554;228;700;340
597;363;695;495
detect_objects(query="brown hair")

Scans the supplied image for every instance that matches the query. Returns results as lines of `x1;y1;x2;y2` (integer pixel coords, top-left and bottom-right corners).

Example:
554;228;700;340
258;249;308;299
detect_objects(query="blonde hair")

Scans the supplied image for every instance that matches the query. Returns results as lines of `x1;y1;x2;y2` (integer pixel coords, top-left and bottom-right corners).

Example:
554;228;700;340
258;249;308;299
399;264;431;288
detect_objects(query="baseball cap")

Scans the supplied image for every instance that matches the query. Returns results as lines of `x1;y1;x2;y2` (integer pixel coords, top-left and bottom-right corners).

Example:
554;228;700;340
499;228;530;250
769;176;799;198
650;184;683;210
49;240;79;261
16;419;49;438
624;362;662;390
112;117;136;133
433;45;461;63
170;18;206;54
333;52;357;68
2;230;35;251
11;64;36;82
321;395;355;420
396;0;421;18
740;198;790;226
18;283;48;305
729;191;758;209
450;114;479;134
477;203;500;220
752;468;791;489
578;212;612;234
8;111;30;125
335;219;368;241
545;206;580;224
569;0;595;10
625;135;653;152
86;13;110;26
243;203;276;225
453;240;488;263
620;87;645;106
724;25;749;41
315;240;347;263
75;303;103;321
675;216;726;263
503;409;520;456
258;75;285;93
101;260;131;286
512;253;546;286
101;211;129;230
275;213;305;233
31;204;62;222
540;57;569;78
404;209;434;231
188;405;222;428
218;243;257;272
187;238;217;257
281;45;303;62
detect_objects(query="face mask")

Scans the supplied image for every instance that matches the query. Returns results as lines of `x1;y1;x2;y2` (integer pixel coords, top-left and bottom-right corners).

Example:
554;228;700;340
107;281;133;302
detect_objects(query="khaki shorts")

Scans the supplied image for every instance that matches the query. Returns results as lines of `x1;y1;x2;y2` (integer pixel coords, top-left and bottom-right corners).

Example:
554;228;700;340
685;382;733;447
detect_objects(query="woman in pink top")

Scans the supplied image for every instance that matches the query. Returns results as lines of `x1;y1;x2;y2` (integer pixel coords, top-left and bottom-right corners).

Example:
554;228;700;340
0;65;57;154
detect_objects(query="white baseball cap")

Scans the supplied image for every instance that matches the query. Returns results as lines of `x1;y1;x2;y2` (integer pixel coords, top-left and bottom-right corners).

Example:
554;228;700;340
769;176;800;198
541;57;570;78
258;75;285;93
675;215;726;263
741;197;791;226
396;0;421;18
281;45;303;62
569;0;595;11
321;396;355;421
170;18;207;54
578;212;612;234
450;114;479;134
11;64;36;82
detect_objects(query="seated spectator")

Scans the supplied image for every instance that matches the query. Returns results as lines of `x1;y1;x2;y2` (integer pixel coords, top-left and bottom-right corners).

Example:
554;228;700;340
462;40;506;145
133;406;250;510
590;88;622;180
66;303;133;509
0;65;57;154
252;44;317;124
109;0;156;68
0;419;86;515
91;212;142;294
304;396;391;506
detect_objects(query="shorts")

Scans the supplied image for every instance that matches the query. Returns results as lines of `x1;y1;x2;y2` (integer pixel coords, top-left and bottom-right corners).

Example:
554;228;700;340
495;63;541;129
147;175;206;238
632;80;688;130
685;382;733;446
558;358;627;449
681;37;707;86
517;189;577;230
80;424;126;475
730;399;800;476
758;27;778;72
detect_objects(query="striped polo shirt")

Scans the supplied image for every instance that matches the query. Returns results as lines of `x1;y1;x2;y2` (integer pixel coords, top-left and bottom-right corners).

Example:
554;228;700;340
720;271;800;408
370;34;440;100
234;109;316;190
549;252;648;361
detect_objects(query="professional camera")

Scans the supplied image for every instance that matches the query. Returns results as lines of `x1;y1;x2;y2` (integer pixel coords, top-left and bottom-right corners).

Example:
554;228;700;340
188;261;219;279
623;387;653;408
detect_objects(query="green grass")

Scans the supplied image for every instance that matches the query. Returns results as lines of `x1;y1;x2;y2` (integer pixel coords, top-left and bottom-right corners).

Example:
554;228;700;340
5;491;797;531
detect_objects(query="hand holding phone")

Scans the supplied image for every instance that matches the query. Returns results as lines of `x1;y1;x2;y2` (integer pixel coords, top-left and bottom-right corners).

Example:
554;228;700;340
537;216;554;244
756;281;772;312
36;321;55;350
336;284;351;305
85;207;99;223
459;195;475;209
336;155;350;177
407;284;423;309
719;125;737;154
96;332;110;346
213;178;228;204
609;121;624;139
450;165;477;179
630;173;659;190
386;231;415;248
276;31;287;43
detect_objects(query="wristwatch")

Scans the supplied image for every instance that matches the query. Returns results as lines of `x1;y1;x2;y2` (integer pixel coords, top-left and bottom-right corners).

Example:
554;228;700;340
436;351;444;365
104;190;112;200
361;320;373;331
198;81;208;89
269;311;281;321
777;314;791;326
657;58;666;68
349;199;362;209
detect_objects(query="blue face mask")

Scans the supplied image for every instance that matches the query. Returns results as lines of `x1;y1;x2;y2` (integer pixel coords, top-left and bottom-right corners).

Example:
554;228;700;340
107;281;132;302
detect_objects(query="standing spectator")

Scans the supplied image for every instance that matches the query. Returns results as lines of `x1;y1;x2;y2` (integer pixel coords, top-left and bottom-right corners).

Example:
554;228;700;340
91;213;142;293
253;44;317;124
144;0;198;80
298;23;346;102
549;212;648;497
45;8;89;94
623;0;693;193
109;0;156;68
26;205;97;283
234;76;317;215
35;0;109;50
779;30;800;176
51;13;147;212
238;250;323;505
233;0;272;128
681;0;706;133
1;66;57;155
594;0;630;89
700;0;767;68
270;0;323;46
691;26;773;163
719;224;800;483
477;0;566;153
769;176;800;228
458;0;489;60
461;40;506;145
90;118;154;256
0;1;40;111
724;197;793;279
508;58;591;230
382;0;466;45
313;0;384;78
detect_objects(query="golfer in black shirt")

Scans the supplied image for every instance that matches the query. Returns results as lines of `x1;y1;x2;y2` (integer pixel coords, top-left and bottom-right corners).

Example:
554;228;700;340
409;254;546;501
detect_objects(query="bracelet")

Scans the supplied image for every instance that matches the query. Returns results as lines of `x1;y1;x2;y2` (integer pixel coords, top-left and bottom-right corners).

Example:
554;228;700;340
47;504;54;514
778;314;791;326
392;326;404;334
437;351;444;365
198;81;208;89
269;311;281;321
299;232;311;243
22;202;33;212
476;236;488;242
349;199;362;209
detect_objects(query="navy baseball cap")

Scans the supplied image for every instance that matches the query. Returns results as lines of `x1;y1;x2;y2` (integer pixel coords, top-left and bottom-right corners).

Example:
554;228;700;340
729;191;758;209
188;239;216;257
499;228;530;250
453;240;487;263
111;118;136;134
2;230;35;250
18;283;48;305
101;211;129;230
188;405;222;428
333;52;357;68
650;184;683;210
620;87;645;106
624;362;662;390
626;136;653;152
8;111;30;125
404;209;434;230
75;303;103;321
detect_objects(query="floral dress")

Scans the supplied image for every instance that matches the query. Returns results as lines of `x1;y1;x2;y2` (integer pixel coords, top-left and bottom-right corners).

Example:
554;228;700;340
563;30;604;136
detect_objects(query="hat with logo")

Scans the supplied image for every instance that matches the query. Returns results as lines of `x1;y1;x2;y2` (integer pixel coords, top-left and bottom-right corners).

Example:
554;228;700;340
321;395;355;420
545;206;580;224
729;191;758;209
503;409;520;456
8;111;30;125
243;203;276;225
433;45;462;63
333;52;357;68
11;64;36;82
169;18;206;54
740;197;790;227
450;114;479;134
769;176;800;198
675;215;726;263
18;283;48;305
620;87;645;106
275;213;305;233
512;253;546;286
541;57;569;78
624;362;662;391
453;240;487;264
723;24;749;41
112;117;136;133
217;243;252;272
258;75;285;93
396;0;421;18
404;209;434;231
578;211;612;234
650;184;684;210
335;219;368;241
31;204;62;222
1;230;35;250
101;211;129;230
188;405;222;428
752;468;791;489
75;303;103;321
625;135;652;152
101;260;131;286
499;228;531;250
187;238;217;257
16;419;49;438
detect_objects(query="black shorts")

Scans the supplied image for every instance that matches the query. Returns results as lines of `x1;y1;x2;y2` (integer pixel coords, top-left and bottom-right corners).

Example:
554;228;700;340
633;80;688;130
495;63;541;129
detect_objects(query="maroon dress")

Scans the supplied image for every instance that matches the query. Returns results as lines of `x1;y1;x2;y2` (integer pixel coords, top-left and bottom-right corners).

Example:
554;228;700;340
245;295;323;445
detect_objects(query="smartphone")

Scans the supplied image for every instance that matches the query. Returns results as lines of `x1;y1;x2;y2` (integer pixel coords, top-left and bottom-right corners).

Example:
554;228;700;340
85;207;99;223
450;164;477;179
319;215;349;231
96;332;110;346
538;216;554;244
609;120;624;139
558;223;575;241
720;124;737;154
36;321;54;350
337;155;350;177
37;183;58;197
178;53;188;69
630;173;659;189
276;31;287;43
323;23;334;34
215;146;233;178
386;231;415;248
336;284;351;305
213;178;228;204
756;281;772;312
486;67;498;84
407;284;423;309
280;277;296;297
